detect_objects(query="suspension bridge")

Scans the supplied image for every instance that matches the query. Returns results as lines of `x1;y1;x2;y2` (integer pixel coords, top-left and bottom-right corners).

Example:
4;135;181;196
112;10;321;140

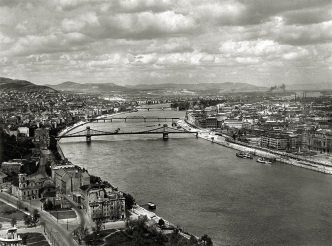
88;116;180;123
57;125;198;142
134;107;174;111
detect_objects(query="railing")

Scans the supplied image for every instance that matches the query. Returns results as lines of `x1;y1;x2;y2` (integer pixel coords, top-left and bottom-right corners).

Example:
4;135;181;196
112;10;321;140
57;126;197;139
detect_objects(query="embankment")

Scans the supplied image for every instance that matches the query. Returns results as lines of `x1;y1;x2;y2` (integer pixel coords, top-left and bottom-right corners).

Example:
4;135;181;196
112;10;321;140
178;120;332;175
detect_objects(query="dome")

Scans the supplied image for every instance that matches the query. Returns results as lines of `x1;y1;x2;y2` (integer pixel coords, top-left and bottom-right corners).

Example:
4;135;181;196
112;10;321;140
43;179;55;188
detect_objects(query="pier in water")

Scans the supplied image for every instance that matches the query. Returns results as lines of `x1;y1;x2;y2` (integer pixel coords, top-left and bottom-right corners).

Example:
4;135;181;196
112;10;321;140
60;104;332;245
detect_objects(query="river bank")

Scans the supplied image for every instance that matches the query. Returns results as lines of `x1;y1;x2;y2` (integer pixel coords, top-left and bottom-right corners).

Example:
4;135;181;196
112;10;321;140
178;120;332;175
58;111;130;137
56;113;199;242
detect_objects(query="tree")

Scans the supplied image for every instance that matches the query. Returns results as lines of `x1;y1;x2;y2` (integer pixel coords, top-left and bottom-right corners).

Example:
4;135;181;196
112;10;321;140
201;234;213;246
24;214;32;226
11;218;17;227
125;218;136;235
0;223;2;230
95;220;103;234
189;235;198;245
43;200;53;210
32;209;40;225
90;175;102;185
169;229;180;245
74;225;88;245
155;231;167;245
22;234;28;245
280;83;286;92
125;216;148;236
123;193;135;209
158;218;165;227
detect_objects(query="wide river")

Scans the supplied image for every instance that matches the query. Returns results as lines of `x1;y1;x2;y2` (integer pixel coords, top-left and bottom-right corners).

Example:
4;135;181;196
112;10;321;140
60;104;332;245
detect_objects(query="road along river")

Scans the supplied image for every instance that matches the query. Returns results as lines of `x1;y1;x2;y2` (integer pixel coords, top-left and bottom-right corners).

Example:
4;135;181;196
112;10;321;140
60;106;332;245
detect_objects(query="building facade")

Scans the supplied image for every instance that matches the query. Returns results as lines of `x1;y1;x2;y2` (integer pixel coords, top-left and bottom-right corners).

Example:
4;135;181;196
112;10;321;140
84;186;126;222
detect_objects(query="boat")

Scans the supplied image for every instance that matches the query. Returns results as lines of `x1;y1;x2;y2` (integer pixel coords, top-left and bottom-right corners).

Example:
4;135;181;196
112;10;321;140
236;152;253;159
148;202;156;209
256;157;275;164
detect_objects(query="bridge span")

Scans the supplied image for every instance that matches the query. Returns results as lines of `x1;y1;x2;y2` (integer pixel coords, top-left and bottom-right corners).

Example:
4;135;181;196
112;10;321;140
57;125;198;142
135;106;174;111
89;116;179;123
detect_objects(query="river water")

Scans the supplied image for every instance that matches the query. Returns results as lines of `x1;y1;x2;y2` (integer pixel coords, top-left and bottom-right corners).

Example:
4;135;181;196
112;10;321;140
60;105;332;245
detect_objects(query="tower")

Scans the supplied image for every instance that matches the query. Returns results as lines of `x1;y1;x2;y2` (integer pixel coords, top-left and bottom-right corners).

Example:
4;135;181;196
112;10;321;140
18;173;27;189
86;126;91;142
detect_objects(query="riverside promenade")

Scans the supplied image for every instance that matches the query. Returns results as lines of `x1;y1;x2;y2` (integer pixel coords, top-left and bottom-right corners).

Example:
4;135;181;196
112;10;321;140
177;120;332;175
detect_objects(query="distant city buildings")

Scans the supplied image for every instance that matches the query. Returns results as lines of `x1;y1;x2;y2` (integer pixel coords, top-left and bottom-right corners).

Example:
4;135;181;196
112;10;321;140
2;85;332;226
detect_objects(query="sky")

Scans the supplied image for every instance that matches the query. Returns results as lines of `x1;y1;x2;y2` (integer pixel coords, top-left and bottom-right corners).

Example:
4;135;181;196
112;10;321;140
0;0;331;86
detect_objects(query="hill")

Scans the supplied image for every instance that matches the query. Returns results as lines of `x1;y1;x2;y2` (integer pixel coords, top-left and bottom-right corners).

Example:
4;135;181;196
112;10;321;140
47;81;128;93
47;81;266;94
0;77;56;92
130;82;266;92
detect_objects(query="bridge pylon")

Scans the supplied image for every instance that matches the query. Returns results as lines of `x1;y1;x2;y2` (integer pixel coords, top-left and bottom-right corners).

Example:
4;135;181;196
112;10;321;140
86;126;91;142
163;124;168;140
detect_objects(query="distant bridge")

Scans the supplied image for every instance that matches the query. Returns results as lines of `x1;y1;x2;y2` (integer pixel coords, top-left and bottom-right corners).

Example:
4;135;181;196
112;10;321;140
57;125;198;142
135;107;174;111
89;116;180;123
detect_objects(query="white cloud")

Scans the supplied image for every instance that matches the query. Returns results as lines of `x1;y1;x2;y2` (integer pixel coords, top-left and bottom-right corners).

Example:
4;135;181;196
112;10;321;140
219;40;283;57
200;55;215;63
0;0;331;85
235;57;260;64
282;48;310;60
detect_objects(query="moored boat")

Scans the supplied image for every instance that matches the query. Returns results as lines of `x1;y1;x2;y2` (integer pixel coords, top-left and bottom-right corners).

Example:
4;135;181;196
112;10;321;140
236;152;253;159
148;202;156;209
257;157;275;164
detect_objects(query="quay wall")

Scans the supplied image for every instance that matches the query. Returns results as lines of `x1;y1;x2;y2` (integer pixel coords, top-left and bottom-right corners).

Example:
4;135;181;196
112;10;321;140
179;120;332;175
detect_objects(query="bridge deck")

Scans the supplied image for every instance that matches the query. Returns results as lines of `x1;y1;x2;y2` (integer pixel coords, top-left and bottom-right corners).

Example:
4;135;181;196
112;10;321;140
58;131;197;138
89;117;179;120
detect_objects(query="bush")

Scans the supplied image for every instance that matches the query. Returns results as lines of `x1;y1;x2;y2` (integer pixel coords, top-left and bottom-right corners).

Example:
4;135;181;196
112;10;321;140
3;208;16;215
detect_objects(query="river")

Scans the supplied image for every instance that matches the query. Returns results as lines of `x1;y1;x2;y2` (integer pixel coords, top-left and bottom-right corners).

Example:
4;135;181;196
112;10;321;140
59;105;332;245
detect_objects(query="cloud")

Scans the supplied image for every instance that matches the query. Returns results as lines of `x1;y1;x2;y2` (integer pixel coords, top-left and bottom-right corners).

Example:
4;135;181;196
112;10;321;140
200;55;215;63
0;0;331;85
219;40;282;57
235;57;260;65
282;48;310;60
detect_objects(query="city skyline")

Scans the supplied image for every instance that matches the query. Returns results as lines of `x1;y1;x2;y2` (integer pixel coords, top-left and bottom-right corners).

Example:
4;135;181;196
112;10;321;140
0;0;331;86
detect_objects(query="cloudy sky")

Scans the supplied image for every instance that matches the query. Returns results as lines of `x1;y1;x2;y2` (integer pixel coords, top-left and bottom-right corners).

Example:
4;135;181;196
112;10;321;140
0;0;331;86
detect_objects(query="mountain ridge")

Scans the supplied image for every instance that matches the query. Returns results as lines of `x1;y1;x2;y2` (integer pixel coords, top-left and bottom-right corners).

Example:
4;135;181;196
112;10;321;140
46;81;128;92
47;81;267;93
0;77;56;92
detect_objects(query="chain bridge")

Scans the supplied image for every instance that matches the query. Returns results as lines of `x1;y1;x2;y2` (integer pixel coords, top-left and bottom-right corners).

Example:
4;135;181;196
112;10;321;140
57;125;198;142
135;107;173;111
88;116;179;123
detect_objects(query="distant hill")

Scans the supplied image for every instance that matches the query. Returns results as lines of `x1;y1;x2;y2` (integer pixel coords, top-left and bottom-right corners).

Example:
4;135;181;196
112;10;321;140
129;82;267;92
47;81;128;93
0;77;56;92
286;83;332;91
47;81;266;94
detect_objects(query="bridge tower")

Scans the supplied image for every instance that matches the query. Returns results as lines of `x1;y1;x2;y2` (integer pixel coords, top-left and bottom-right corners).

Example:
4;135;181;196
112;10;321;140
163;124;168;140
86;126;91;142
